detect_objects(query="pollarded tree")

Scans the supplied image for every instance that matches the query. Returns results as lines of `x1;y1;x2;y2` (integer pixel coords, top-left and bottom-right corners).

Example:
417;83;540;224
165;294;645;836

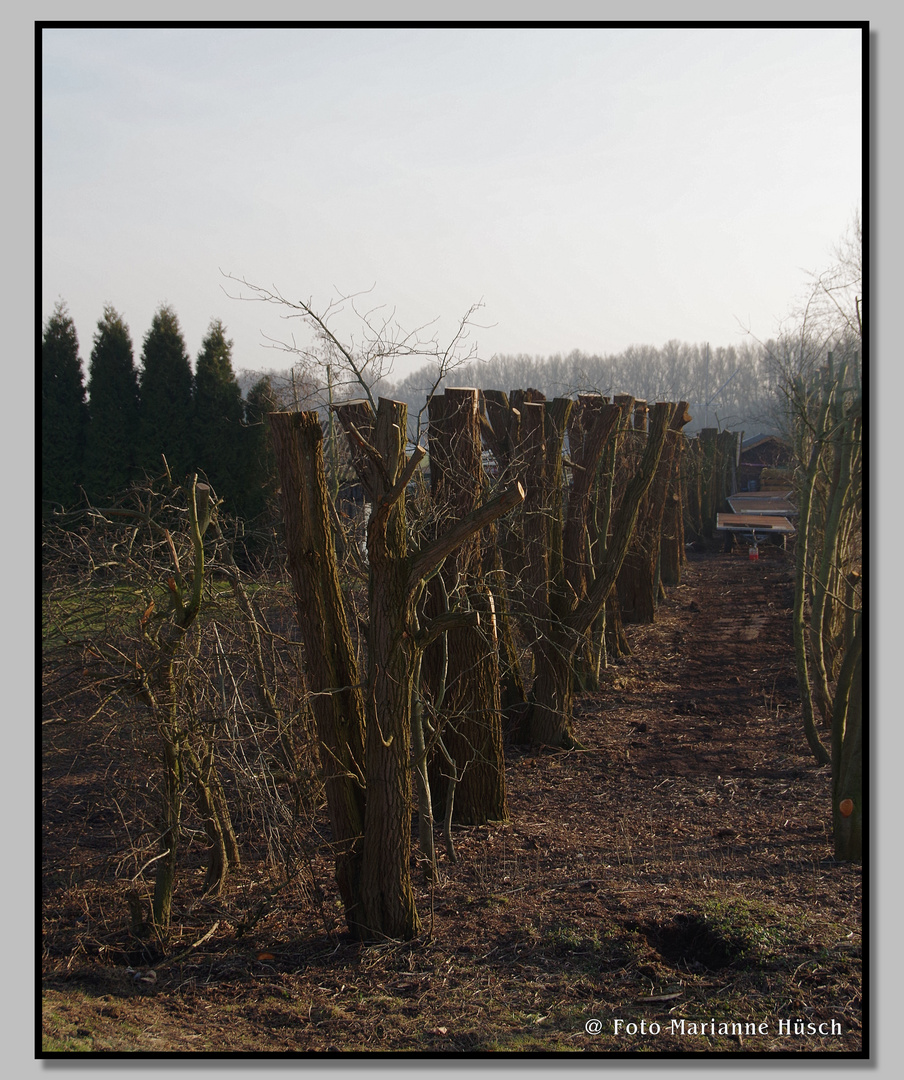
615;401;691;623
139;305;195;481
194;320;246;514
422;388;508;826
84;306;141;501
42;301;88;512
534;400;673;748
271;403;524;940
337;398;524;937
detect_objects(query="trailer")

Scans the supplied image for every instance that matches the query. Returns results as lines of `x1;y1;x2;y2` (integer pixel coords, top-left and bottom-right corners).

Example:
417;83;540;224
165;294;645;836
726;492;798;518
716;511;796;555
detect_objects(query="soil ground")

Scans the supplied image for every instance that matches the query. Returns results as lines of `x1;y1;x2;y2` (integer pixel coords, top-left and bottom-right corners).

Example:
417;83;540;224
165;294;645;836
41;546;863;1057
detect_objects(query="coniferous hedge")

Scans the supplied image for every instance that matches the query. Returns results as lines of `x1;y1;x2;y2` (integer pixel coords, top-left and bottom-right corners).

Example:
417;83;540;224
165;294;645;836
83;306;141;502
42;301;286;531
194;319;246;513
138;305;195;482
42;302;88;512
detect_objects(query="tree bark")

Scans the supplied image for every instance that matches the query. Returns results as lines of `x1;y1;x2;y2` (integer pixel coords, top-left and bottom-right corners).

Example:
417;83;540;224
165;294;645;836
566;397;622;689
789;389;833;767
527;403;673;747
681;437;704;544
269;411;368;934
698;428;719;539
660;449;686;586
477;390;532;708
831;613;862;862
333;398;524;939
423;389;507;825
616;403;688;622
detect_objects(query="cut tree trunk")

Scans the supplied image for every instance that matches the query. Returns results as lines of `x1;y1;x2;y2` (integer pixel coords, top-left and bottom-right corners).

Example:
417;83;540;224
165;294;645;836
424;389;507;825
616;403;688;622
333;397;525;939
477;390;529;708
269;411;368;934
659;406;690;586
526;403;673;747
698;428;719;539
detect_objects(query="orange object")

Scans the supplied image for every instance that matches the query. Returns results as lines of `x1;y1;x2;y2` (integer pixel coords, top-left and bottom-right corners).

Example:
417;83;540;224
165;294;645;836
139;600;155;629
839;799;854;818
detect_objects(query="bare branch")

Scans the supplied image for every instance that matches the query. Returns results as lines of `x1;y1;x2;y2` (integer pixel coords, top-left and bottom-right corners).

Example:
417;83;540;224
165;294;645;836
408;482;525;591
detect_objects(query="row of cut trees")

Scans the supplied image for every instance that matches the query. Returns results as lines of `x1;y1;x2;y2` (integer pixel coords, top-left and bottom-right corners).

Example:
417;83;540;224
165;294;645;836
681;427;742;545
270;380;692;940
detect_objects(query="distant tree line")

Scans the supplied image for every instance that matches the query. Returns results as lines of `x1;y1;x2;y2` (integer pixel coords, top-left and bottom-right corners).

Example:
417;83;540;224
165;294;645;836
42;302;280;523
235;337;789;457
387;338;785;441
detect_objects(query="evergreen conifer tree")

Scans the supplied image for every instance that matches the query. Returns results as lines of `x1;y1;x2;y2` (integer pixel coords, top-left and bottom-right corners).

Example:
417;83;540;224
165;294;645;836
84;306;141;500
241;375;280;521
138;305;195;481
193;319;245;514
42;301;88;512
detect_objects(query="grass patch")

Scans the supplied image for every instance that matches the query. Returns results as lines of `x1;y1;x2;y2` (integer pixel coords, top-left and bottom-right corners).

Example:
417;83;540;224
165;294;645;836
42;578;289;653
42;585;156;650
647;898;802;970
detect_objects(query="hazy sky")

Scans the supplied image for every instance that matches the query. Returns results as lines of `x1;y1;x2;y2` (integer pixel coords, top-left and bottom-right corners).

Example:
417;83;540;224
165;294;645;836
41;24;863;380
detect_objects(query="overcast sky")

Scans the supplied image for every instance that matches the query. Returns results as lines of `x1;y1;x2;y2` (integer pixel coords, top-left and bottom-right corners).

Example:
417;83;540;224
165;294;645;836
41;24;863;380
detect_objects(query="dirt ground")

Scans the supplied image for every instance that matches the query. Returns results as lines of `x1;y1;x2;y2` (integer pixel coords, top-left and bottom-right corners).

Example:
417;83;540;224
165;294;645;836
41;546;863;1056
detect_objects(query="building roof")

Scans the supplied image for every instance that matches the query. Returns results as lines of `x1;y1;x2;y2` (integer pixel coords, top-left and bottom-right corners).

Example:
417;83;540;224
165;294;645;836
741;433;788;451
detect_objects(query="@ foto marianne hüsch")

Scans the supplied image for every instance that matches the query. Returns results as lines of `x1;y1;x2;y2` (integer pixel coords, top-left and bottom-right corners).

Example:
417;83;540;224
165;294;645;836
592;1018;844;1037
